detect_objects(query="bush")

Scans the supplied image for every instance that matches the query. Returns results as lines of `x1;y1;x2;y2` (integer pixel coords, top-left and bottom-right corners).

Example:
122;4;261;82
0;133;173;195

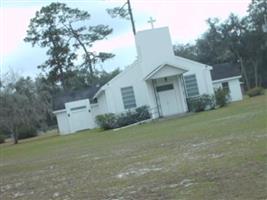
246;87;264;97
215;88;229;107
117;111;137;127
96;106;151;130
136;105;151;121
0;134;5;144
17;125;38;139
95;113;117;130
187;94;215;112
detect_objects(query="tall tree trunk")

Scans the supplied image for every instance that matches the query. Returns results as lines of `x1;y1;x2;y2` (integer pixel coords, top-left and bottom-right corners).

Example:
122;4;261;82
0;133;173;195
58;66;65;90
259;74;262;87
13;131;18;144
69;24;94;75
252;60;258;87
49;34;66;90
239;56;251;90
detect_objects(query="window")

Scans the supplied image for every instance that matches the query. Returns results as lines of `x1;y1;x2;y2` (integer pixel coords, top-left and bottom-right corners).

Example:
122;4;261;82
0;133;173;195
184;74;199;97
156;84;174;92
70;106;86;111
222;82;229;92
121;86;136;109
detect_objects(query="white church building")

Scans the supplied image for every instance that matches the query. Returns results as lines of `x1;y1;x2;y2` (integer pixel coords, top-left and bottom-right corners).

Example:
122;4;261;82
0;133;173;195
53;27;243;135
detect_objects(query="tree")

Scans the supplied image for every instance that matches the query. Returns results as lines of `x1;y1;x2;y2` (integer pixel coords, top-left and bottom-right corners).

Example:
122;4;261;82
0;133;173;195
24;4;77;89
35;75;60;127
55;4;114;74
107;0;136;35
194;18;236;65
172;1;267;89
219;14;253;89
173;43;199;61
246;0;267;86
0;73;48;144
58;68;121;91
25;3;114;88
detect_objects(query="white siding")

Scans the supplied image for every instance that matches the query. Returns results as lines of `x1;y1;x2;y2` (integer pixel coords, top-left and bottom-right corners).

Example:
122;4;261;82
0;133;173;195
91;92;109;127
135;27;174;77
55;110;70;135
212;78;243;102
182;61;214;96
228;79;243;101
65;99;94;133
103;62;150;114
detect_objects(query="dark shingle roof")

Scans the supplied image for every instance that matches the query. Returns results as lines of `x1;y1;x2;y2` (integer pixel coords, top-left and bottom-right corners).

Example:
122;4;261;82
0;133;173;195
211;63;241;81
53;85;101;111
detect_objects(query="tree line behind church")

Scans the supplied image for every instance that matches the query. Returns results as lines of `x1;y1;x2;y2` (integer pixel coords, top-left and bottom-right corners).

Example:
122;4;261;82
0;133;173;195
174;0;267;90
22;0;266;92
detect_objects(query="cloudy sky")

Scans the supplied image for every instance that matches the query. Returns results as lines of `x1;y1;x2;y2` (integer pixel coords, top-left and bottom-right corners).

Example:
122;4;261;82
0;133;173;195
0;0;251;78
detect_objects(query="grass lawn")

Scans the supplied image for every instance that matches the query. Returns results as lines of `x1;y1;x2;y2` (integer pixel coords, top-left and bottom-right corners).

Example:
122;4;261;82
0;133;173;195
0;95;267;200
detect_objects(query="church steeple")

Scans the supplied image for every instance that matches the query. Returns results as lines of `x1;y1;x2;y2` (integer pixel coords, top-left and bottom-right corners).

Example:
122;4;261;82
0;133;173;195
134;27;175;77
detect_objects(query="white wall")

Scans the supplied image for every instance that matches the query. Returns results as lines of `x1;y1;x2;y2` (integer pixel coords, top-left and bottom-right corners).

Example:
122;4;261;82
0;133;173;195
180;58;214;96
91;91;109;127
103;61;150;114
213;82;222;90
229;79;243;101
65;99;94;132
213;78;243;102
92;92;108;116
55;110;70;135
135;27;175;78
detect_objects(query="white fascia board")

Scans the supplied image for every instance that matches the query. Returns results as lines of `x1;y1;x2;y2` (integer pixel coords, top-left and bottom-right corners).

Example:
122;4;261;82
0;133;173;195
175;56;212;69
212;76;242;83
93;87;105;99
53;109;67;114
144;62;188;80
94;60;139;98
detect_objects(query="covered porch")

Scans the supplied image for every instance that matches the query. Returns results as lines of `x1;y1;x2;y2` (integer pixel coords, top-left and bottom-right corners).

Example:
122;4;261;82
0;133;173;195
144;63;189;118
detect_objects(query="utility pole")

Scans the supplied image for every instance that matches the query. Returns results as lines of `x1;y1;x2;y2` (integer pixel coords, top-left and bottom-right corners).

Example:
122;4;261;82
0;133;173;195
127;0;136;35
107;0;136;36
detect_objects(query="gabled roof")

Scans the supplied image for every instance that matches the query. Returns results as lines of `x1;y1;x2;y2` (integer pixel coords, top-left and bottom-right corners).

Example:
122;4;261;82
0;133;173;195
93;60;139;98
211;63;241;81
144;62;188;80
53;85;101;111
175;56;213;70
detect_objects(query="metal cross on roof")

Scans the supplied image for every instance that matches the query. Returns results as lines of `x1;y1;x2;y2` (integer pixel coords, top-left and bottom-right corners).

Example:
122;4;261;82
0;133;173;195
148;17;156;29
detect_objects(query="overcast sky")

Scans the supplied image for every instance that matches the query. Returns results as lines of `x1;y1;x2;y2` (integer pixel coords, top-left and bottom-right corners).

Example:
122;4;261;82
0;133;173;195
0;0;251;78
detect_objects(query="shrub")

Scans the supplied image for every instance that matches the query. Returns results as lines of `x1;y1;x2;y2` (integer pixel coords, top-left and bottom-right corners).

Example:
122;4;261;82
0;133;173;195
0;134;5;144
136;105;151;121
215;88;229;107
117;111;137;127
17;125;38;139
96;106;151;130
246;87;264;97
187;94;215;112
95;113;117;130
